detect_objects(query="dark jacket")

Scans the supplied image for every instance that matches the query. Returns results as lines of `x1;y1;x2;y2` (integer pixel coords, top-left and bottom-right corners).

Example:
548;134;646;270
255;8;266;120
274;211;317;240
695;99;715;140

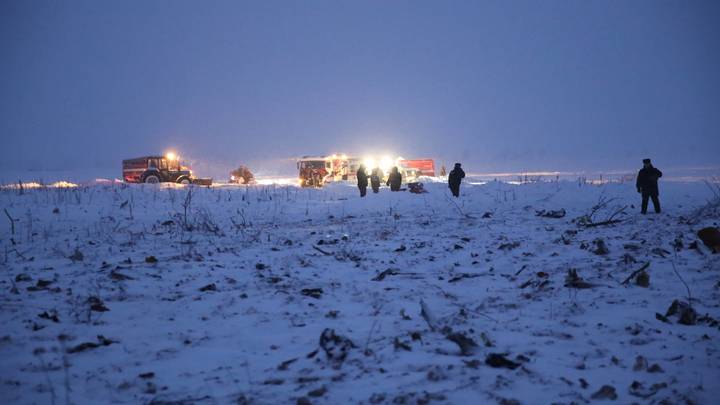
370;168;382;187
357;168;368;187
448;167;465;187
386;168;402;191
636;166;662;195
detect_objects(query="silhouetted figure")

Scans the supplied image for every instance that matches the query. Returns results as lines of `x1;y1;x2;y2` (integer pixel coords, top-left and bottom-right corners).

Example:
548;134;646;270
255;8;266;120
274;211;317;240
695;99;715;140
448;163;465;198
636;158;662;214
370;168;382;193
386;166;402;191
357;165;368;197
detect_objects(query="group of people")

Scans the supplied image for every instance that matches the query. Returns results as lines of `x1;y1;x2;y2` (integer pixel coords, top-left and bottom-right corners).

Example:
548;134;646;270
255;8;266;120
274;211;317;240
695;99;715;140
356;158;664;216
355;166;403;196
356;162;466;198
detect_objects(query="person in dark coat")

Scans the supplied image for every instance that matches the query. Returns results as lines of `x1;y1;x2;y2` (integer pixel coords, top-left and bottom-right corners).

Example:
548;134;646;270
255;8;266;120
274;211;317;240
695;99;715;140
370;168;382;193
448;163;466;197
636;158;662;214
356;165;368;197
386;166;402;191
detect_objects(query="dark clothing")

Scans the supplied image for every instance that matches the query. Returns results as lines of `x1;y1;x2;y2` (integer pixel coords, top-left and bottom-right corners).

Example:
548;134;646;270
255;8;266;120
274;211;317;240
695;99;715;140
448;167;466;198
636;166;662;196
641;193;660;214
386;170;402;191
408;182;427;194
636;165;662;213
449;184;460;198
370;169;381;193
357;168;368;197
357;168;368;187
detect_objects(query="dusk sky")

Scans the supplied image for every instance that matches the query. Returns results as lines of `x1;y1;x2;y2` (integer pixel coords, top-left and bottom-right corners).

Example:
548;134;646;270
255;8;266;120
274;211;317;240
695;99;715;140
1;0;718;176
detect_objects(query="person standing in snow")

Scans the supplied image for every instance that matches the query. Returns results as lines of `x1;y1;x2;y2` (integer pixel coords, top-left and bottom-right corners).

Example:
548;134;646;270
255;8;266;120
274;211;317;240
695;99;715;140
636;158;662;214
386;166;402;191
370;167;382;193
448;163;466;198
357;165;368;197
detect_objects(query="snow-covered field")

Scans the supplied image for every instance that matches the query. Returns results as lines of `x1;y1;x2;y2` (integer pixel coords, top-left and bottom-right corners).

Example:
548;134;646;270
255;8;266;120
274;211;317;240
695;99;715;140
1;180;718;404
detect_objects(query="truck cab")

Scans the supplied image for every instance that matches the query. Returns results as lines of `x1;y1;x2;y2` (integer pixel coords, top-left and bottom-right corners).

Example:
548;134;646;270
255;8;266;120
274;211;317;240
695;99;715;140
297;158;328;187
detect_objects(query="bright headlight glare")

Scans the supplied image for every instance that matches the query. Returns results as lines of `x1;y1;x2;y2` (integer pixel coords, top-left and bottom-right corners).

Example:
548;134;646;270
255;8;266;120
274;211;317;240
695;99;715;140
379;156;393;172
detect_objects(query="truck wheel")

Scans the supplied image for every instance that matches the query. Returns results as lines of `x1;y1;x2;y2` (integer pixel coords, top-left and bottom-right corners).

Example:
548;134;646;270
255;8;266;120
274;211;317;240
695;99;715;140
144;175;160;184
178;178;190;185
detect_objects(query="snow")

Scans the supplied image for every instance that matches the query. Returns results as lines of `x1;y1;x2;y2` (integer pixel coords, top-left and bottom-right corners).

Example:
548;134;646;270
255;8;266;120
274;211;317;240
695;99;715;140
1;180;718;404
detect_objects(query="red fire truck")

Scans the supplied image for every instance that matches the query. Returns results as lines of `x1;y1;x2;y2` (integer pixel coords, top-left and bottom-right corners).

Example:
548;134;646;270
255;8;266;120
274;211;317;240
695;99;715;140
399;159;435;177
297;154;361;187
297;157;328;187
